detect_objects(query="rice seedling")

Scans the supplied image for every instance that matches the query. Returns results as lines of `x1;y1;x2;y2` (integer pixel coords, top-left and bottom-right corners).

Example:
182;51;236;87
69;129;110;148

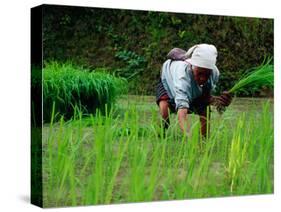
42;95;273;207
214;58;273;113
228;58;273;94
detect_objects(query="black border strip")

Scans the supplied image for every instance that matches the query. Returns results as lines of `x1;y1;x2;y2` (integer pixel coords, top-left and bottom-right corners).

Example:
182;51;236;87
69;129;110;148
31;5;43;208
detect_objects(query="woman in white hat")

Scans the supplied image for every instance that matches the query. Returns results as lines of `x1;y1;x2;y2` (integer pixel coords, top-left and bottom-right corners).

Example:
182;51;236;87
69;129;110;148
156;44;232;137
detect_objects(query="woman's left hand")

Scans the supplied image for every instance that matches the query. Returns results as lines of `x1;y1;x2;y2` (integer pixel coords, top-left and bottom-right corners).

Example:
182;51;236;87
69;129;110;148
210;91;233;114
217;91;232;107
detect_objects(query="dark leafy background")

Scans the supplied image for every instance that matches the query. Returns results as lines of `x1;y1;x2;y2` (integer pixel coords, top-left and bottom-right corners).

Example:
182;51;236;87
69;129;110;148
43;5;273;96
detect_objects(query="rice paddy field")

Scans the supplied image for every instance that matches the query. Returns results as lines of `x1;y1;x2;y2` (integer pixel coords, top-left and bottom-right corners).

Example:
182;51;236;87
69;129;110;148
42;95;274;208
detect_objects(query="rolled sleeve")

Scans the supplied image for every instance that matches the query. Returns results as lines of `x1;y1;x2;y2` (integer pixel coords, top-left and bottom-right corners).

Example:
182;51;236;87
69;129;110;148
173;66;192;110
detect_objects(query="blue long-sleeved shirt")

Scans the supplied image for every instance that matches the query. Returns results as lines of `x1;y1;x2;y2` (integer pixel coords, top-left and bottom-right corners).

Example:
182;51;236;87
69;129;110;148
161;59;220;110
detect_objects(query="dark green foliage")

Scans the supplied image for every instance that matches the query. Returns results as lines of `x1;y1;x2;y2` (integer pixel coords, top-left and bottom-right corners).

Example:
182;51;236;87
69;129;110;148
42;62;128;122
43;5;273;96
114;50;147;79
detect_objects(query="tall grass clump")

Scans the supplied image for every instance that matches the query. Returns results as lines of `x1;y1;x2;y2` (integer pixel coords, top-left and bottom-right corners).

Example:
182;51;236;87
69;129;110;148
229;58;273;94
42;61;128;122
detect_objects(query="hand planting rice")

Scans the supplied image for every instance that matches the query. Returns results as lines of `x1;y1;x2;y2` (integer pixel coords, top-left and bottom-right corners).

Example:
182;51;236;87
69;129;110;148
156;44;232;137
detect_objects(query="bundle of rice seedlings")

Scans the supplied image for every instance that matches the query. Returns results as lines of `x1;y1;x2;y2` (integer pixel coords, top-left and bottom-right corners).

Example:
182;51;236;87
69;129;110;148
214;58;273;114
228;58;274;94
42;61;128;122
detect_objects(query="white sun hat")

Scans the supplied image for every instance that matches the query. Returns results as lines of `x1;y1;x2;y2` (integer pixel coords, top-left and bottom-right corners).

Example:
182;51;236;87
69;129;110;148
185;44;218;70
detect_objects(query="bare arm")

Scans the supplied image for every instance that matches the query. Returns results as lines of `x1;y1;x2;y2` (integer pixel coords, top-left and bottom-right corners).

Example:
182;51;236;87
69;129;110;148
178;108;190;135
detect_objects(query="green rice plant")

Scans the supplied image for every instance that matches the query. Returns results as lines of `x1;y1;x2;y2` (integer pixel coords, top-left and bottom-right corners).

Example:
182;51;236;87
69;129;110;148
42;96;273;207
240;101;273;194
221;101;273;195
42;61;128;122
226;113;248;194
228;58;273;94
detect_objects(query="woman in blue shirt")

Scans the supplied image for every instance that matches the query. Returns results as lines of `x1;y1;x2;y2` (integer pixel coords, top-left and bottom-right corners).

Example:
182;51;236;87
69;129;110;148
156;44;232;137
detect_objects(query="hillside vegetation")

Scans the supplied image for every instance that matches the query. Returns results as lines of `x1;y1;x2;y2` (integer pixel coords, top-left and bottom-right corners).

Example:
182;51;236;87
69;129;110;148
43;5;273;96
